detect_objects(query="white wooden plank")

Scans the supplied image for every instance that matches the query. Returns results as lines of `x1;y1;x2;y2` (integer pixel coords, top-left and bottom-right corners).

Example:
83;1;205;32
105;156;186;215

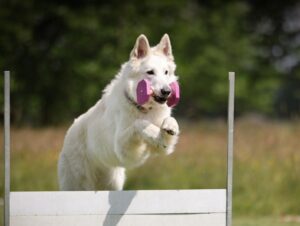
11;189;226;216
11;213;226;226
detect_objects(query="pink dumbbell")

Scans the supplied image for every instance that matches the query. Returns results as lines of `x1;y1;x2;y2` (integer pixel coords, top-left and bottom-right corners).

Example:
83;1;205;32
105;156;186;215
136;79;152;105
167;81;180;107
136;79;180;107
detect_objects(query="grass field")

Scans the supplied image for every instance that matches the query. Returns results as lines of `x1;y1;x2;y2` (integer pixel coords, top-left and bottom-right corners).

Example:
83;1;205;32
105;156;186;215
0;118;300;225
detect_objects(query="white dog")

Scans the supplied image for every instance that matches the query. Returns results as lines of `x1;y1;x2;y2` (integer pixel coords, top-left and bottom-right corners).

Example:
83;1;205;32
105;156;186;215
58;34;179;191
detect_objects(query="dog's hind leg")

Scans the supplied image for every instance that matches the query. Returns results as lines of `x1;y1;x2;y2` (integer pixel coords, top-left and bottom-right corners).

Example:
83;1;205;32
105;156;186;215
58;150;96;191
104;167;126;190
58;153;83;190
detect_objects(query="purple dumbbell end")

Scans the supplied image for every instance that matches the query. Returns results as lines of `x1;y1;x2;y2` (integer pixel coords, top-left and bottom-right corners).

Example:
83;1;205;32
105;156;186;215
167;81;180;107
136;79;151;105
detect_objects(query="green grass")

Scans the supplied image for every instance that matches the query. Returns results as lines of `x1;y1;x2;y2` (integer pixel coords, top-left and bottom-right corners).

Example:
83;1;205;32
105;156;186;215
0;119;300;225
234;216;300;226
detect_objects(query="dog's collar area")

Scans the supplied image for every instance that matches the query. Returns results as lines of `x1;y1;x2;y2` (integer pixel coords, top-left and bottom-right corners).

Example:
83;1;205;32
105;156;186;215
124;91;150;113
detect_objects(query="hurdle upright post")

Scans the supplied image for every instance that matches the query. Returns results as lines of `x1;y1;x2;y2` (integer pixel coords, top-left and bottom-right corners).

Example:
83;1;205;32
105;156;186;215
226;72;235;226
4;71;10;226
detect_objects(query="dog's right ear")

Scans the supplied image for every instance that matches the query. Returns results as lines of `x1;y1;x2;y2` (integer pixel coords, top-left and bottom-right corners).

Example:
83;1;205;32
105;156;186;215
130;34;150;59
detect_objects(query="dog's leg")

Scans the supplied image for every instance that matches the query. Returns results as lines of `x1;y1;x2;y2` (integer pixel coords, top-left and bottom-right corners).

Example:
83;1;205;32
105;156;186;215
134;117;179;155
156;116;179;155
106;167;126;190
115;123;151;167
138;116;179;155
115;117;179;165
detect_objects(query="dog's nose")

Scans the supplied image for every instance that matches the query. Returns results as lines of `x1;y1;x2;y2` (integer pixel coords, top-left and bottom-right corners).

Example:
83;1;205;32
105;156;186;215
160;87;171;97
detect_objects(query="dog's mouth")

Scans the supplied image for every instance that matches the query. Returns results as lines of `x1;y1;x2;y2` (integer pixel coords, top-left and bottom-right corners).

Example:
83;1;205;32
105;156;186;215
153;95;167;104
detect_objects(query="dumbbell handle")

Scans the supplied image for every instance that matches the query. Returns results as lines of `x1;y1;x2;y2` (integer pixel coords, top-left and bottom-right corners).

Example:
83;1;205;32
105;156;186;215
136;79;180;107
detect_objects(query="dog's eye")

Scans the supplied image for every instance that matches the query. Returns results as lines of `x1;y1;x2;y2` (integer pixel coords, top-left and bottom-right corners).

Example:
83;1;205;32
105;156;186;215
165;70;168;75
147;70;155;75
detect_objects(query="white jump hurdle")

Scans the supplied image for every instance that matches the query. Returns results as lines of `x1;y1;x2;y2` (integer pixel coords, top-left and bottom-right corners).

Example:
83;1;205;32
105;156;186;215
3;71;235;226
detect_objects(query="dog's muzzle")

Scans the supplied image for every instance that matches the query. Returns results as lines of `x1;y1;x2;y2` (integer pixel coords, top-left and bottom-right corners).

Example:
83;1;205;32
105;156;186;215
153;95;167;104
153;86;171;104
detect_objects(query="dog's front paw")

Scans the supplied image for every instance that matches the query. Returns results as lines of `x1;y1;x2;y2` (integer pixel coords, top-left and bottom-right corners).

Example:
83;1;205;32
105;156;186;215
161;117;179;136
157;117;179;155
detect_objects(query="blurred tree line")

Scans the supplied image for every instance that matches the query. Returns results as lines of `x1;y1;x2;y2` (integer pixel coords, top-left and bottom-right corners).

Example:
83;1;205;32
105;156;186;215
0;0;299;126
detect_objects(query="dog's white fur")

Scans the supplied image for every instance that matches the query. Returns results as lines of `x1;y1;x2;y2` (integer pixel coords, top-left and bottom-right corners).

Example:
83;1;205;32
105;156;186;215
58;34;179;190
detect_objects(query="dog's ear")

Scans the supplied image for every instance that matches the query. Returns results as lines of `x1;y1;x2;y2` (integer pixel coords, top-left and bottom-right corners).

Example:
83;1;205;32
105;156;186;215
157;34;173;60
130;34;150;59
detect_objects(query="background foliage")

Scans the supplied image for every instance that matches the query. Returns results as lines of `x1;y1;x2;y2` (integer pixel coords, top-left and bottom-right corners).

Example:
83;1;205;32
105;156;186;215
0;0;300;125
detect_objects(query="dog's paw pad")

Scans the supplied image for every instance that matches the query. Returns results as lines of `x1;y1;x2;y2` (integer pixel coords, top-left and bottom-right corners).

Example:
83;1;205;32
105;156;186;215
164;129;176;136
161;117;179;136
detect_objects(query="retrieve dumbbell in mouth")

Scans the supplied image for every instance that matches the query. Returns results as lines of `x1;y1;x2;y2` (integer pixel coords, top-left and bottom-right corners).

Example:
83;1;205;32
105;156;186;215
136;79;180;107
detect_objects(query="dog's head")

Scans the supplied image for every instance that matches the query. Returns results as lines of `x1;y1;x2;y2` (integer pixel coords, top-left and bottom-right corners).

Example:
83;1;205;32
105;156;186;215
125;34;178;108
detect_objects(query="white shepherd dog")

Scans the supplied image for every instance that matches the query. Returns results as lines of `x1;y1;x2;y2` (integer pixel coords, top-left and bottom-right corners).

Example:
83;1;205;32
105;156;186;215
58;34;180;190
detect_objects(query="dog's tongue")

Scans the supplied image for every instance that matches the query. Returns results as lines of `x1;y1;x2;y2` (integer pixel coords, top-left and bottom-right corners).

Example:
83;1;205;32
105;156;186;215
137;79;151;105
167;81;180;107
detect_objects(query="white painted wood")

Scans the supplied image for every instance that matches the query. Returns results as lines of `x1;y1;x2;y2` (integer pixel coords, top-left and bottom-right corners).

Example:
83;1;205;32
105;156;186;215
4;71;10;226
11;190;226;216
226;72;235;226
11;213;226;226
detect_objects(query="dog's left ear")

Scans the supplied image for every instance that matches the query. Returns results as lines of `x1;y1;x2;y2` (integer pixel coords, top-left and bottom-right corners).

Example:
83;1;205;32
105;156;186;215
157;34;173;60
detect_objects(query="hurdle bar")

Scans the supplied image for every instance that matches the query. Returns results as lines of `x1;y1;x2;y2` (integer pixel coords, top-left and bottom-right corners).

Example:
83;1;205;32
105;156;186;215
4;71;235;226
4;71;10;226
226;72;235;226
